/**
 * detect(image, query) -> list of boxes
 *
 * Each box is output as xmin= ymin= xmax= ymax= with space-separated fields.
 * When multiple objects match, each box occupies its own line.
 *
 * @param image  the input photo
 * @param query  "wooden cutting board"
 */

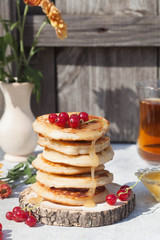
xmin=19 ymin=183 xmax=135 ymax=228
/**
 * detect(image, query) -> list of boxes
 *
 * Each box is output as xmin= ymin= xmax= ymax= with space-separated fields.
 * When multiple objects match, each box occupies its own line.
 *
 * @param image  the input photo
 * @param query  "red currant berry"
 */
xmin=55 ymin=116 xmax=66 ymax=127
xmin=106 ymin=194 xmax=117 ymax=205
xmin=78 ymin=112 xmax=89 ymax=122
xmin=25 ymin=211 xmax=30 ymax=218
xmin=0 ymin=223 xmax=2 ymax=231
xmin=70 ymin=114 xmax=78 ymax=118
xmin=48 ymin=113 xmax=57 ymax=124
xmin=68 ymin=115 xmax=80 ymax=128
xmin=12 ymin=206 xmax=21 ymax=213
xmin=120 ymin=185 xmax=131 ymax=196
xmin=59 ymin=112 xmax=69 ymax=122
xmin=25 ymin=215 xmax=37 ymax=227
xmin=117 ymin=189 xmax=129 ymax=201
xmin=12 ymin=212 xmax=23 ymax=222
xmin=6 ymin=211 xmax=13 ymax=220
xmin=0 ymin=232 xmax=3 ymax=240
xmin=16 ymin=209 xmax=27 ymax=221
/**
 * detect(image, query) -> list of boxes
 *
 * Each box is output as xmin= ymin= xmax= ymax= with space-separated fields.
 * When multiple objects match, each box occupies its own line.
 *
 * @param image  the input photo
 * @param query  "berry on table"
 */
xmin=6 ymin=211 xmax=13 ymax=220
xmin=25 ymin=211 xmax=30 ymax=218
xmin=48 ymin=113 xmax=57 ymax=123
xmin=6 ymin=205 xmax=38 ymax=227
xmin=0 ymin=223 xmax=2 ymax=231
xmin=12 ymin=212 xmax=23 ymax=222
xmin=15 ymin=209 xmax=27 ymax=221
xmin=0 ymin=231 xmax=3 ymax=240
xmin=106 ymin=194 xmax=117 ymax=205
xmin=78 ymin=112 xmax=89 ymax=122
xmin=25 ymin=215 xmax=37 ymax=227
xmin=12 ymin=206 xmax=21 ymax=213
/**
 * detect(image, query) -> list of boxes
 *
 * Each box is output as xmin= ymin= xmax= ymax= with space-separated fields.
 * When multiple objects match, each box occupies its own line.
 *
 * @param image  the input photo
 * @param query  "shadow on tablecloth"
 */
xmin=120 ymin=181 xmax=160 ymax=224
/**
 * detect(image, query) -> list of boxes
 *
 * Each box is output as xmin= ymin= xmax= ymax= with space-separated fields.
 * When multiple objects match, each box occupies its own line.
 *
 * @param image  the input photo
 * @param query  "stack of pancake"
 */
xmin=31 ymin=113 xmax=114 ymax=207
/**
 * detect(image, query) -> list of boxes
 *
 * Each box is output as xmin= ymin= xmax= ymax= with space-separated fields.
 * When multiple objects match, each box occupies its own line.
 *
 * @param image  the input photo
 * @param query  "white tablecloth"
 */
xmin=0 ymin=144 xmax=160 ymax=240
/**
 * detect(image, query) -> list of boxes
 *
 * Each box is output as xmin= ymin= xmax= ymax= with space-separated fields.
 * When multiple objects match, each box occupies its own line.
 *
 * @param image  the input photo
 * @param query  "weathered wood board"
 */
xmin=56 ymin=0 xmax=157 ymax=15
xmin=30 ymin=48 xmax=57 ymax=117
xmin=24 ymin=15 xmax=160 ymax=47
xmin=0 ymin=0 xmax=159 ymax=142
xmin=19 ymin=183 xmax=135 ymax=227
xmin=56 ymin=0 xmax=158 ymax=142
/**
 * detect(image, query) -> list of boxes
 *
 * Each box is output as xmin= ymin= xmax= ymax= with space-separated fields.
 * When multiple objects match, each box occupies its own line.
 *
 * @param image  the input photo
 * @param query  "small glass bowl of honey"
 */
xmin=135 ymin=166 xmax=160 ymax=202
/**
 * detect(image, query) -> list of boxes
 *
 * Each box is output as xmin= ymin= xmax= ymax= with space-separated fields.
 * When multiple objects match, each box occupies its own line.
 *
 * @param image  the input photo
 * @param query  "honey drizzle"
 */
xmin=84 ymin=140 xmax=99 ymax=208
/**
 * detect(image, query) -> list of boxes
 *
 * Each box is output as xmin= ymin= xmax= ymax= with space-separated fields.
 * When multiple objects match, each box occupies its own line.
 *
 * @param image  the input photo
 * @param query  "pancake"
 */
xmin=36 ymin=170 xmax=113 ymax=188
xmin=33 ymin=112 xmax=110 ymax=141
xmin=43 ymin=145 xmax=114 ymax=167
xmin=32 ymin=154 xmax=105 ymax=175
xmin=38 ymin=135 xmax=110 ymax=155
xmin=31 ymin=182 xmax=108 ymax=206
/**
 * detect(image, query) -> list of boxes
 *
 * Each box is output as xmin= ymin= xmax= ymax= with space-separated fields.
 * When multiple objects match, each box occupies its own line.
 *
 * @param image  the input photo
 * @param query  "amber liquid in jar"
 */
xmin=137 ymin=98 xmax=160 ymax=162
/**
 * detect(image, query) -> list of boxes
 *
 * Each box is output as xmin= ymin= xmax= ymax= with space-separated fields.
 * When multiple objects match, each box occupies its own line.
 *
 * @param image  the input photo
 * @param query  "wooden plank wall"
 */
xmin=55 ymin=0 xmax=158 ymax=142
xmin=0 ymin=0 xmax=159 ymax=142
xmin=0 ymin=0 xmax=16 ymax=117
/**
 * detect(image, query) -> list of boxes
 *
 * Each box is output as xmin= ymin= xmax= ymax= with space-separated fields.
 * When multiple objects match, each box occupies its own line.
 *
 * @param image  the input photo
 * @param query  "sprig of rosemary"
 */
xmin=0 ymin=156 xmax=36 ymax=189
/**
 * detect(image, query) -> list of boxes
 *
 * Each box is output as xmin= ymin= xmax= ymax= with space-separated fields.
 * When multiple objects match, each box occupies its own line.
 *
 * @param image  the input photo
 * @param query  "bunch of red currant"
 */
xmin=48 ymin=112 xmax=89 ymax=128
xmin=6 ymin=206 xmax=37 ymax=227
xmin=106 ymin=185 xmax=132 ymax=205
xmin=0 ymin=223 xmax=2 ymax=240
xmin=0 ymin=184 xmax=12 ymax=199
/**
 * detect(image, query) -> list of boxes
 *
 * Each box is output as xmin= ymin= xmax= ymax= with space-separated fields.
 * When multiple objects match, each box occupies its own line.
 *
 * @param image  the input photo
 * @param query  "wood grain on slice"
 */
xmin=19 ymin=183 xmax=135 ymax=227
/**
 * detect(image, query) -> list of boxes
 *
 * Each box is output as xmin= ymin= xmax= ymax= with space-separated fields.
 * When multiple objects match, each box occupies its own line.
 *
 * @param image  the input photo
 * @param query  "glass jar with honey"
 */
xmin=136 ymin=79 xmax=160 ymax=164
xmin=135 ymin=166 xmax=160 ymax=202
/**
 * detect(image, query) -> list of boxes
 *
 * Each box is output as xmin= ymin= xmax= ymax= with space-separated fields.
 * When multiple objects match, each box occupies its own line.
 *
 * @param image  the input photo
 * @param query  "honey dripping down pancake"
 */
xmin=35 ymin=170 xmax=113 ymax=189
xmin=38 ymin=135 xmax=110 ymax=155
xmin=32 ymin=154 xmax=105 ymax=175
xmin=43 ymin=146 xmax=114 ymax=167
xmin=85 ymin=140 xmax=100 ymax=207
xmin=31 ymin=182 xmax=109 ymax=206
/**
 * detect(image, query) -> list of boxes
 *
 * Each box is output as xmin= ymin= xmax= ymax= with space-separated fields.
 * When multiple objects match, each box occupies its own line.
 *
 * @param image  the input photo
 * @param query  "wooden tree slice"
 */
xmin=19 ymin=183 xmax=135 ymax=227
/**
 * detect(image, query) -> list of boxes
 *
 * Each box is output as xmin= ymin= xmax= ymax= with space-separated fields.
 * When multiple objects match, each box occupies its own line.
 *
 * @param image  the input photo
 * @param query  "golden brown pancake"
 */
xmin=43 ymin=145 xmax=114 ymax=167
xmin=31 ymin=182 xmax=109 ymax=206
xmin=33 ymin=112 xmax=110 ymax=141
xmin=32 ymin=154 xmax=105 ymax=175
xmin=36 ymin=170 xmax=113 ymax=188
xmin=38 ymin=135 xmax=110 ymax=155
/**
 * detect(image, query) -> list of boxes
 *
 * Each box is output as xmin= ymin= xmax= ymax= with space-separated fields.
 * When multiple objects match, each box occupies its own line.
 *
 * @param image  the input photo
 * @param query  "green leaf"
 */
xmin=0 ymin=69 xmax=13 ymax=82
xmin=4 ymin=33 xmax=18 ymax=52
xmin=25 ymin=174 xmax=36 ymax=184
xmin=0 ymin=16 xmax=9 ymax=32
xmin=23 ymin=164 xmax=32 ymax=178
xmin=6 ymin=54 xmax=16 ymax=63
xmin=29 ymin=47 xmax=45 ymax=59
xmin=27 ymin=155 xmax=36 ymax=164
xmin=22 ymin=66 xmax=42 ymax=102
xmin=12 ymin=162 xmax=24 ymax=171
xmin=10 ymin=21 xmax=19 ymax=31
xmin=0 ymin=37 xmax=7 ymax=62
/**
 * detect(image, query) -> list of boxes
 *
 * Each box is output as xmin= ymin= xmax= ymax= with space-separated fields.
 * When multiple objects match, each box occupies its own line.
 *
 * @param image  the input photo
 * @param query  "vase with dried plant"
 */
xmin=0 ymin=0 xmax=67 ymax=162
